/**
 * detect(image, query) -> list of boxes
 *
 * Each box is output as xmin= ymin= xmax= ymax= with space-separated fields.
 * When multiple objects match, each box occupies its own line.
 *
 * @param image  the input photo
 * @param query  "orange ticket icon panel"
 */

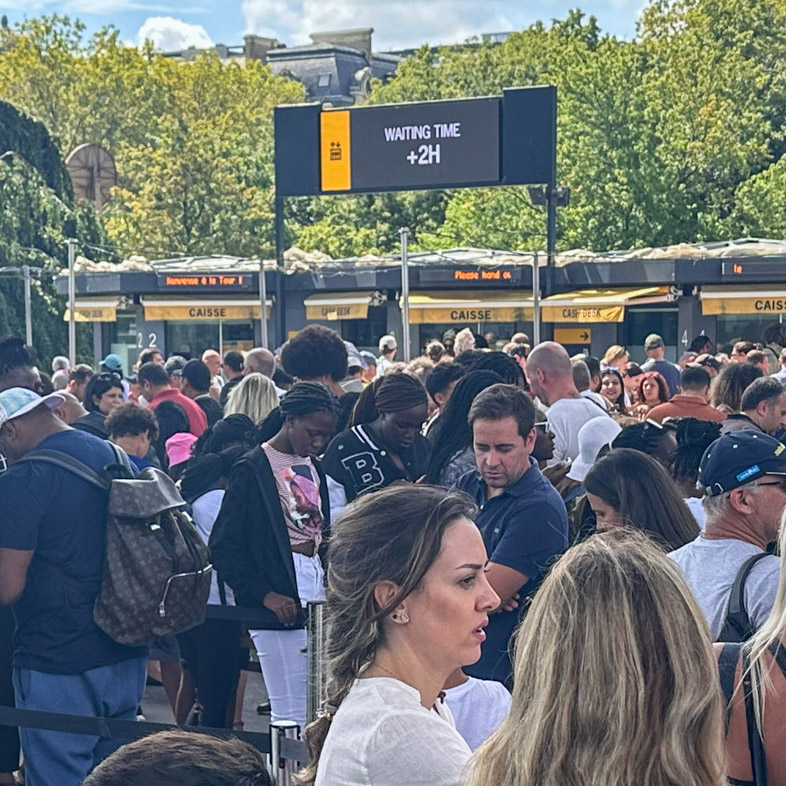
xmin=320 ymin=110 xmax=351 ymax=192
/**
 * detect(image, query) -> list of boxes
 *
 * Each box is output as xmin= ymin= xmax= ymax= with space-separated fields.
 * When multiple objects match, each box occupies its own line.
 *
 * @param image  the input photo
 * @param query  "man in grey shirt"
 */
xmin=669 ymin=431 xmax=786 ymax=640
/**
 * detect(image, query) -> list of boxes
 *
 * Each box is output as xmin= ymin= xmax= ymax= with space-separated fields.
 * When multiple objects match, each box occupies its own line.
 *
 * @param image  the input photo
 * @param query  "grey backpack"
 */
xmin=21 ymin=446 xmax=212 ymax=646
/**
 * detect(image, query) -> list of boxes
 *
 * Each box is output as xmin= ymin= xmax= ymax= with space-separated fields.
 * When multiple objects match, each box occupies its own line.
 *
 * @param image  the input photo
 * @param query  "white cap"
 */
xmin=378 ymin=335 xmax=397 ymax=352
xmin=567 ymin=416 xmax=622 ymax=482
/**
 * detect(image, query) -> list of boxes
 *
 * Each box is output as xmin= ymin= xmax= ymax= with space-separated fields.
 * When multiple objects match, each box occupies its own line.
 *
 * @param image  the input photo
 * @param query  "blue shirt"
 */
xmin=455 ymin=460 xmax=568 ymax=684
xmin=0 ymin=429 xmax=147 ymax=673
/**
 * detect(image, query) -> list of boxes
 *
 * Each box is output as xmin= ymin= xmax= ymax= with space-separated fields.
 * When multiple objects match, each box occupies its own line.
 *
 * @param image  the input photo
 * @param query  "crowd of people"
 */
xmin=2 ymin=320 xmax=786 ymax=785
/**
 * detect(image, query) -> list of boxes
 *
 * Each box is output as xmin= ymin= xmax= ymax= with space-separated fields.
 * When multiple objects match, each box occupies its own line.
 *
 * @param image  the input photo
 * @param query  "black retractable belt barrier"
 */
xmin=0 ymin=706 xmax=307 ymax=761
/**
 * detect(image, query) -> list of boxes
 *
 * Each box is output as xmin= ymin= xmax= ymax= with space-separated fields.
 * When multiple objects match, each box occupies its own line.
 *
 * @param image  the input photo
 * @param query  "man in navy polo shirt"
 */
xmin=0 ymin=387 xmax=147 ymax=786
xmin=455 ymin=384 xmax=568 ymax=685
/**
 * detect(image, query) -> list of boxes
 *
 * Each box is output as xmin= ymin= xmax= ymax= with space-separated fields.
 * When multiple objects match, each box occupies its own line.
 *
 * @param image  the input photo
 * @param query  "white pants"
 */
xmin=249 ymin=552 xmax=325 ymax=728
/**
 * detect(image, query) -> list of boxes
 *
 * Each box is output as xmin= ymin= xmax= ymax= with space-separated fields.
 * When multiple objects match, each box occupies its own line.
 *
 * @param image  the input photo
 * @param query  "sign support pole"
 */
xmin=67 ymin=239 xmax=76 ymax=366
xmin=259 ymin=259 xmax=269 ymax=350
xmin=22 ymin=265 xmax=33 ymax=347
xmin=399 ymin=227 xmax=411 ymax=363
xmin=532 ymin=251 xmax=541 ymax=347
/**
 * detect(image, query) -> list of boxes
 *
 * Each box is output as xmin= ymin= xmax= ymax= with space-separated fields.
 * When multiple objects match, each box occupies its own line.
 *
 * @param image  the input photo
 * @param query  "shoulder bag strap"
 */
xmin=719 ymin=553 xmax=770 ymax=642
xmin=17 ymin=449 xmax=108 ymax=490
xmin=741 ymin=648 xmax=769 ymax=786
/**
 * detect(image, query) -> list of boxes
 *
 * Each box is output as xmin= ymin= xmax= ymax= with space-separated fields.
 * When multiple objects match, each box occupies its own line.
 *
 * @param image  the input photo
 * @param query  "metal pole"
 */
xmin=307 ymin=601 xmax=326 ymax=725
xmin=546 ymin=187 xmax=556 ymax=296
xmin=274 ymin=196 xmax=285 ymax=347
xmin=259 ymin=259 xmax=269 ymax=349
xmin=270 ymin=720 xmax=300 ymax=786
xmin=22 ymin=265 xmax=32 ymax=347
xmin=67 ymin=239 xmax=76 ymax=366
xmin=532 ymin=251 xmax=541 ymax=346
xmin=399 ymin=227 xmax=411 ymax=362
xmin=218 ymin=320 xmax=224 ymax=356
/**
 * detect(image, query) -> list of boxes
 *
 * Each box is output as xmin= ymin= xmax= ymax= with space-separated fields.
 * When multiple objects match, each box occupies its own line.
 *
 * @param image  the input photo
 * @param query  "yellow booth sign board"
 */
xmin=543 ymin=305 xmax=624 ymax=323
xmin=406 ymin=290 xmax=533 ymax=324
xmin=542 ymin=287 xmax=672 ymax=324
xmin=143 ymin=299 xmax=270 ymax=321
xmin=700 ymin=287 xmax=786 ymax=315
xmin=63 ymin=300 xmax=118 ymax=322
xmin=304 ymin=292 xmax=372 ymax=321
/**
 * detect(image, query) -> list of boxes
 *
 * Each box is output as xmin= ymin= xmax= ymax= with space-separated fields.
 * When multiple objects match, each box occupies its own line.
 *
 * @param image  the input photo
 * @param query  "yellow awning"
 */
xmin=700 ymin=286 xmax=786 ymax=315
xmin=63 ymin=299 xmax=119 ymax=322
xmin=305 ymin=292 xmax=374 ymax=321
xmin=405 ymin=290 xmax=533 ymax=324
xmin=541 ymin=287 xmax=673 ymax=323
xmin=142 ymin=297 xmax=271 ymax=321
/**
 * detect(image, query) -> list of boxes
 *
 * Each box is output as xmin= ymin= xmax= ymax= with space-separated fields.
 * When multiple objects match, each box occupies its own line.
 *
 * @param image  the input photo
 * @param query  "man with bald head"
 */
xmin=244 ymin=347 xmax=285 ymax=396
xmin=201 ymin=349 xmax=223 ymax=402
xmin=526 ymin=341 xmax=610 ymax=465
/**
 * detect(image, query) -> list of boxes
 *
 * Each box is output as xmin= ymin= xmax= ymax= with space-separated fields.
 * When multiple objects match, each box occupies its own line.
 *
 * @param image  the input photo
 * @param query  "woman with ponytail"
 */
xmin=209 ymin=382 xmax=339 ymax=728
xmin=322 ymin=372 xmax=431 ymax=518
xmin=296 ymin=484 xmax=498 ymax=785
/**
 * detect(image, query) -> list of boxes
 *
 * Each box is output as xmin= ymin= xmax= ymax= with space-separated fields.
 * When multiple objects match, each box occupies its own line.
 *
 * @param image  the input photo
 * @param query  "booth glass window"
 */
xmin=339 ymin=307 xmax=388 ymax=353
xmin=715 ymin=314 xmax=783 ymax=352
xmin=166 ymin=321 xmax=255 ymax=359
xmin=110 ymin=311 xmax=139 ymax=375
xmin=624 ymin=306 xmax=679 ymax=363
xmin=417 ymin=322 xmax=531 ymax=353
xmin=222 ymin=321 xmax=255 ymax=353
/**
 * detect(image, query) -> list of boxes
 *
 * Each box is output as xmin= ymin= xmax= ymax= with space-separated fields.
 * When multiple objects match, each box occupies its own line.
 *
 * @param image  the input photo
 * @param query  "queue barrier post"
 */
xmin=270 ymin=720 xmax=300 ymax=786
xmin=306 ymin=601 xmax=327 ymax=725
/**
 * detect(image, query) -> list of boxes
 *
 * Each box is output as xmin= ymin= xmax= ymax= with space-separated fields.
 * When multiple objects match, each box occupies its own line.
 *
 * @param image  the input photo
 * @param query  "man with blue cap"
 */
xmin=670 ymin=431 xmax=786 ymax=641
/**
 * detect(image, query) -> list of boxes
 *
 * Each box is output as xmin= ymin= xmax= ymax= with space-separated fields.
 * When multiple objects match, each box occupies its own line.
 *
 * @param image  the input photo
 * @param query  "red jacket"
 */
xmin=148 ymin=388 xmax=208 ymax=436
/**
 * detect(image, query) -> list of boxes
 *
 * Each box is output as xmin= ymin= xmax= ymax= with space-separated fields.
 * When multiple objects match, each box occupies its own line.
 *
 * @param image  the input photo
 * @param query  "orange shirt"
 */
xmin=647 ymin=394 xmax=725 ymax=424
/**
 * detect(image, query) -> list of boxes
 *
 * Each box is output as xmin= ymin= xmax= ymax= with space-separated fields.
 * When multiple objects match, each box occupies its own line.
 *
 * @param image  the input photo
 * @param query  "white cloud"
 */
xmin=136 ymin=15 xmax=214 ymax=50
xmin=241 ymin=0 xmax=638 ymax=49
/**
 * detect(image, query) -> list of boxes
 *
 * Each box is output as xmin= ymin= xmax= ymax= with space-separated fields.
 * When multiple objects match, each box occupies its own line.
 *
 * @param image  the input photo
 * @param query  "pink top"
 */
xmin=262 ymin=443 xmax=325 ymax=548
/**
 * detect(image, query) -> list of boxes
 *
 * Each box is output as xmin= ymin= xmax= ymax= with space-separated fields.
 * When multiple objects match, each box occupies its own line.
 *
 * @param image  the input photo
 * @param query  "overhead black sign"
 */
xmin=274 ymin=86 xmax=556 ymax=197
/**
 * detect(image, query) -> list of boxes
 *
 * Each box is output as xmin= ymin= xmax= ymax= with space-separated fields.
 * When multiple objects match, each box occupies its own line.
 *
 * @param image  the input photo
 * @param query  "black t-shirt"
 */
xmin=195 ymin=394 xmax=223 ymax=427
xmin=0 ymin=429 xmax=147 ymax=673
xmin=321 ymin=422 xmax=431 ymax=502
xmin=219 ymin=377 xmax=242 ymax=408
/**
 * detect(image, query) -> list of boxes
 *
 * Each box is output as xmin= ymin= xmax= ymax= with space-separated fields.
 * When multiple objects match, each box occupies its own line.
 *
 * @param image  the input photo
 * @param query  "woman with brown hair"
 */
xmin=633 ymin=370 xmax=669 ymax=420
xmin=467 ymin=530 xmax=726 ymax=786
xmin=296 ymin=484 xmax=498 ymax=786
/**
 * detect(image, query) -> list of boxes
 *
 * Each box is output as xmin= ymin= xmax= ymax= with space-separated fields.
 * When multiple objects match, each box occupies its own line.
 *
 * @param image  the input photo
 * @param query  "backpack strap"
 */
xmin=18 ymin=449 xmax=109 ymax=490
xmin=718 ymin=553 xmax=770 ymax=642
xmin=718 ymin=642 xmax=742 ymax=733
xmin=741 ymin=648 xmax=768 ymax=786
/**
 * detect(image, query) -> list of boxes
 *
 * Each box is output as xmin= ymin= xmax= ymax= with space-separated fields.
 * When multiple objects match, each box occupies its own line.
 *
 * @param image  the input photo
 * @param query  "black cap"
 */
xmin=699 ymin=431 xmax=786 ymax=496
xmin=182 ymin=359 xmax=211 ymax=392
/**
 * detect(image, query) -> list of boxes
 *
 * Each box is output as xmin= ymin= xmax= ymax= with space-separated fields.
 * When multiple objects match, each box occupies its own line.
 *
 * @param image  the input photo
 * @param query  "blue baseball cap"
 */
xmin=699 ymin=431 xmax=786 ymax=496
xmin=101 ymin=353 xmax=123 ymax=372
xmin=0 ymin=388 xmax=64 ymax=427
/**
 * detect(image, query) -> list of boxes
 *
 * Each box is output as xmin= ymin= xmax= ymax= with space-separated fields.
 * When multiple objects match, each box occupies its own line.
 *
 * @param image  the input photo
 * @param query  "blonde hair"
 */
xmin=744 ymin=504 xmax=786 ymax=733
xmin=467 ymin=531 xmax=725 ymax=786
xmin=223 ymin=372 xmax=279 ymax=424
xmin=603 ymin=344 xmax=627 ymax=367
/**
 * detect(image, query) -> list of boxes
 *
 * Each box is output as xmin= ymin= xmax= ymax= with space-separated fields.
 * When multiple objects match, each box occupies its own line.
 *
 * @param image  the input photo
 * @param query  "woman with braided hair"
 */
xmin=209 ymin=382 xmax=339 ymax=728
xmin=321 ymin=372 xmax=431 ymax=519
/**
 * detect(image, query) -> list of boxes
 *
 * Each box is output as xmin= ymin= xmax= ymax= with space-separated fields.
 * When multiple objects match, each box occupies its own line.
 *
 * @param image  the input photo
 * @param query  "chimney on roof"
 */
xmin=310 ymin=28 xmax=373 ymax=60
xmin=243 ymin=34 xmax=281 ymax=62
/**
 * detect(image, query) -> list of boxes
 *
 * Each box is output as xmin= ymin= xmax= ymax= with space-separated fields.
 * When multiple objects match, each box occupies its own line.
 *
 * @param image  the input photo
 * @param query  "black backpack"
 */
xmin=717 ymin=553 xmax=770 ymax=643
xmin=20 ymin=446 xmax=212 ymax=646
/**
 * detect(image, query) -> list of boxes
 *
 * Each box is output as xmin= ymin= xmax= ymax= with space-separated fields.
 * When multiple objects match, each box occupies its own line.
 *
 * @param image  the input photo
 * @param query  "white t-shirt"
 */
xmin=191 ymin=489 xmax=235 ymax=607
xmin=669 ymin=535 xmax=780 ymax=640
xmin=580 ymin=389 xmax=610 ymax=411
xmin=443 ymin=677 xmax=511 ymax=751
xmin=315 ymin=678 xmax=471 ymax=786
xmin=684 ymin=497 xmax=706 ymax=530
xmin=546 ymin=396 xmax=610 ymax=465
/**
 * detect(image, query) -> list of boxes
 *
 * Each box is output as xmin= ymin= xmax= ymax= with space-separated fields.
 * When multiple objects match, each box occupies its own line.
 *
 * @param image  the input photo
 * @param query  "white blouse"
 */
xmin=315 ymin=677 xmax=472 ymax=786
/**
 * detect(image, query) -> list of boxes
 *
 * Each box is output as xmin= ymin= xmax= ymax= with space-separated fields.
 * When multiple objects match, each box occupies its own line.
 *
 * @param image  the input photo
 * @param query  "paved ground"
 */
xmin=140 ymin=664 xmax=271 ymax=734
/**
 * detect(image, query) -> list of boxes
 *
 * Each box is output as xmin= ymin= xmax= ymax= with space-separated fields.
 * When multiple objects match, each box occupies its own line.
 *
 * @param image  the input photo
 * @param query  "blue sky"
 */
xmin=0 ymin=1 xmax=643 ymax=52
